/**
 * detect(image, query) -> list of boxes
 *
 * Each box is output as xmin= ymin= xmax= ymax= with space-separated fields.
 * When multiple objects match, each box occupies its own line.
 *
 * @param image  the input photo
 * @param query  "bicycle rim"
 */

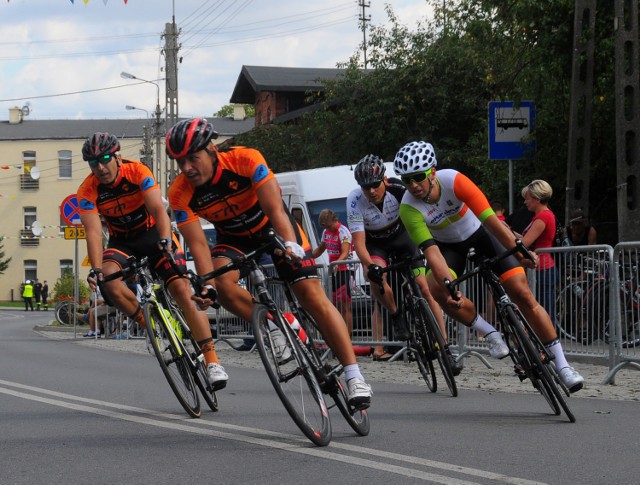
xmin=55 ymin=301 xmax=73 ymax=325
xmin=408 ymin=306 xmax=437 ymax=392
xmin=506 ymin=307 xmax=575 ymax=423
xmin=145 ymin=303 xmax=201 ymax=418
xmin=252 ymin=304 xmax=331 ymax=447
xmin=419 ymin=300 xmax=457 ymax=397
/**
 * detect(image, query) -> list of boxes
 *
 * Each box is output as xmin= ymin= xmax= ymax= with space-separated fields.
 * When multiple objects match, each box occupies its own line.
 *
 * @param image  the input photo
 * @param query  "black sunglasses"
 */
xmin=88 ymin=154 xmax=114 ymax=168
xmin=400 ymin=169 xmax=432 ymax=186
xmin=360 ymin=181 xmax=382 ymax=190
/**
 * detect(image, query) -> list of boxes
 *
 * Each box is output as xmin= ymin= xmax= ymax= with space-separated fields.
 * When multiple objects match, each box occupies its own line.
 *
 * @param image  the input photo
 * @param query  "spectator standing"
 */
xmin=22 ymin=280 xmax=34 ymax=311
xmin=520 ymin=180 xmax=558 ymax=326
xmin=491 ymin=201 xmax=506 ymax=222
xmin=33 ymin=279 xmax=43 ymax=310
xmin=312 ymin=209 xmax=355 ymax=336
xmin=566 ymin=209 xmax=597 ymax=246
xmin=41 ymin=281 xmax=49 ymax=311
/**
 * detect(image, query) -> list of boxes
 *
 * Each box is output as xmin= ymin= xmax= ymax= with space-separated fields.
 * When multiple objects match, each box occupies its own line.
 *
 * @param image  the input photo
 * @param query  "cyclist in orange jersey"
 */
xmin=166 ymin=118 xmax=372 ymax=408
xmin=77 ymin=132 xmax=228 ymax=390
xmin=395 ymin=141 xmax=584 ymax=393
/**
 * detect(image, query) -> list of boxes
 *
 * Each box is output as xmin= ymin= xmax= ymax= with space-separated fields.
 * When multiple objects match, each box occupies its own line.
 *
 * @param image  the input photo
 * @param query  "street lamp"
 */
xmin=126 ymin=105 xmax=151 ymax=166
xmin=120 ymin=71 xmax=164 ymax=193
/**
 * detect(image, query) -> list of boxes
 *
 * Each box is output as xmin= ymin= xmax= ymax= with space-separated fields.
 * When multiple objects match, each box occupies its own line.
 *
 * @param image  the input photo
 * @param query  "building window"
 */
xmin=60 ymin=259 xmax=73 ymax=277
xmin=21 ymin=207 xmax=39 ymax=247
xmin=24 ymin=260 xmax=37 ymax=283
xmin=20 ymin=151 xmax=39 ymax=191
xmin=58 ymin=150 xmax=72 ymax=178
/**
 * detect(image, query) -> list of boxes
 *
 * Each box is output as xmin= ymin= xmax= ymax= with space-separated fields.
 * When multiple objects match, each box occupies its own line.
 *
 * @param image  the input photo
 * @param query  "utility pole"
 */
xmin=358 ymin=0 xmax=371 ymax=68
xmin=163 ymin=10 xmax=180 ymax=191
xmin=141 ymin=125 xmax=151 ymax=167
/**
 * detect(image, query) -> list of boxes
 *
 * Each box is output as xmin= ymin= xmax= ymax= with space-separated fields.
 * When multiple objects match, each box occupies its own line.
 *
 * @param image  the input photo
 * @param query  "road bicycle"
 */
xmin=190 ymin=230 xmax=369 ymax=446
xmin=445 ymin=240 xmax=576 ymax=423
xmin=555 ymin=256 xmax=640 ymax=347
xmin=372 ymin=255 xmax=458 ymax=397
xmin=102 ymin=255 xmax=219 ymax=418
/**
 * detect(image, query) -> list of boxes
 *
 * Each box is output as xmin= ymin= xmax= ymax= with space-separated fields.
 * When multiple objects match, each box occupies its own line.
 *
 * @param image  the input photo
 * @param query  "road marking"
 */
xmin=0 ymin=379 xmax=546 ymax=484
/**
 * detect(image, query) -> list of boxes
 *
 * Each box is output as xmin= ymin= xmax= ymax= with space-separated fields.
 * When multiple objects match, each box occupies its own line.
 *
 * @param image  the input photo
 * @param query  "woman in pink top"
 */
xmin=520 ymin=180 xmax=557 ymax=323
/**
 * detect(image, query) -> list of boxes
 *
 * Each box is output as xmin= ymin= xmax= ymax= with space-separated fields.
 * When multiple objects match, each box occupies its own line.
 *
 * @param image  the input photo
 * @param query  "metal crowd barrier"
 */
xmin=211 ymin=246 xmax=640 ymax=385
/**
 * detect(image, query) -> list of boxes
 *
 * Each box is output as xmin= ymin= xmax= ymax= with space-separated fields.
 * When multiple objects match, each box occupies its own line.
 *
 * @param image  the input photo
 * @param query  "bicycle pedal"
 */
xmin=514 ymin=365 xmax=528 ymax=381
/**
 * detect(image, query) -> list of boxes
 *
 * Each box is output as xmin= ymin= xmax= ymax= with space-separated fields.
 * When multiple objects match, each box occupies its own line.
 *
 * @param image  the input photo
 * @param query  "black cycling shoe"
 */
xmin=391 ymin=311 xmax=410 ymax=341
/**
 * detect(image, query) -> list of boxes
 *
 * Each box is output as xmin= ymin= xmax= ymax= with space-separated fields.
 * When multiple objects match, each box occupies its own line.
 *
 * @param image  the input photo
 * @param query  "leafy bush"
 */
xmin=52 ymin=269 xmax=90 ymax=304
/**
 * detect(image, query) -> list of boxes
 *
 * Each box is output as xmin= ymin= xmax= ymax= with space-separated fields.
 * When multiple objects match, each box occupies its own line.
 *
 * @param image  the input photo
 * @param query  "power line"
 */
xmin=0 ymin=81 xmax=156 ymax=103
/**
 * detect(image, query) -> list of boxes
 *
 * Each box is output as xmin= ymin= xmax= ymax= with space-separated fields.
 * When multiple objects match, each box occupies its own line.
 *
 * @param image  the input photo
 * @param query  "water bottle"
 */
xmin=284 ymin=313 xmax=308 ymax=344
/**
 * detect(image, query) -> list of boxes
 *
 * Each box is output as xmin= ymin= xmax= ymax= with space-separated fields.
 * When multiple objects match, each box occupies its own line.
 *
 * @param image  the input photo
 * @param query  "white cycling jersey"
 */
xmin=346 ymin=182 xmax=405 ymax=240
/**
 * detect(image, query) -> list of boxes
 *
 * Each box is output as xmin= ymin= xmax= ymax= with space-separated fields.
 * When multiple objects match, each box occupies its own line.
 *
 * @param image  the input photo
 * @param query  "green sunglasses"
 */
xmin=400 ymin=169 xmax=432 ymax=185
xmin=88 ymin=154 xmax=115 ymax=168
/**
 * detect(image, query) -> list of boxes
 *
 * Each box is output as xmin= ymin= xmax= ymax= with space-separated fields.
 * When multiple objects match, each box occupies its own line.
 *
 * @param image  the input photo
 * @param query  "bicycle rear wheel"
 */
xmin=252 ymin=304 xmax=331 ymax=446
xmin=145 ymin=303 xmax=201 ymax=418
xmin=407 ymin=305 xmax=437 ymax=392
xmin=418 ymin=300 xmax=457 ymax=397
xmin=506 ymin=306 xmax=575 ymax=423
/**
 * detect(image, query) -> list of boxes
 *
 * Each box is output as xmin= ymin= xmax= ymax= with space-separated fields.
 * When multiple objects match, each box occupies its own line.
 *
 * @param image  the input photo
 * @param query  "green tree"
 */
xmin=214 ymin=104 xmax=255 ymax=118
xmin=236 ymin=1 xmax=619 ymax=242
xmin=0 ymin=236 xmax=11 ymax=275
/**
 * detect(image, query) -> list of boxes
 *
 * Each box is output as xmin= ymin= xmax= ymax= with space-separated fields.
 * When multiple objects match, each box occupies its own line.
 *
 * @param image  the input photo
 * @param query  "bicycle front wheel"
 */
xmin=506 ymin=306 xmax=575 ymax=423
xmin=175 ymin=310 xmax=219 ymax=412
xmin=418 ymin=300 xmax=457 ymax=397
xmin=145 ymin=303 xmax=201 ymax=418
xmin=252 ymin=304 xmax=331 ymax=447
xmin=407 ymin=305 xmax=437 ymax=392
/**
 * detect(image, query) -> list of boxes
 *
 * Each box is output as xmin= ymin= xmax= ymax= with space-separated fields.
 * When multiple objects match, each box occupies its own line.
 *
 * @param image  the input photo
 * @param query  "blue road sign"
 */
xmin=488 ymin=101 xmax=535 ymax=160
xmin=60 ymin=194 xmax=81 ymax=226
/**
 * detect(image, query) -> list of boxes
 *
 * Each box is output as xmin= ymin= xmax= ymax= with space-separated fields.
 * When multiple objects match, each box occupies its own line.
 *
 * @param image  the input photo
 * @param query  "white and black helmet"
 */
xmin=393 ymin=141 xmax=437 ymax=174
xmin=354 ymin=154 xmax=386 ymax=186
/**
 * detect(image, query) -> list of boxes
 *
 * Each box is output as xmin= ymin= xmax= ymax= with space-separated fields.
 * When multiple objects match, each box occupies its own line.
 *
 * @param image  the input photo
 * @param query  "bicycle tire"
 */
xmin=506 ymin=306 xmax=575 ymax=423
xmin=145 ymin=302 xmax=201 ymax=418
xmin=252 ymin=304 xmax=331 ymax=447
xmin=418 ymin=300 xmax=458 ymax=397
xmin=173 ymin=308 xmax=219 ymax=412
xmin=55 ymin=300 xmax=73 ymax=325
xmin=407 ymin=304 xmax=437 ymax=392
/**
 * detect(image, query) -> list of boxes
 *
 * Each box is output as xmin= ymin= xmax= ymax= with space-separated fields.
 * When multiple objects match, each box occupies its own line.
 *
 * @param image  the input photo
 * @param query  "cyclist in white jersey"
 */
xmin=346 ymin=155 xmax=460 ymax=371
xmin=394 ymin=141 xmax=584 ymax=393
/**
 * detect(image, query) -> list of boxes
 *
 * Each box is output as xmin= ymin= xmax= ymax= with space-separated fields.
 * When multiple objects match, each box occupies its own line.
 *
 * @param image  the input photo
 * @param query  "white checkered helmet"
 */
xmin=393 ymin=141 xmax=438 ymax=175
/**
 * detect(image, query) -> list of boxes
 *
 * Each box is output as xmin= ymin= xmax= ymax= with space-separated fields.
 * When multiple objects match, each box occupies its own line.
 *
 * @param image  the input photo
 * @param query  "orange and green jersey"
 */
xmin=77 ymin=160 xmax=159 ymax=239
xmin=169 ymin=147 xmax=276 ymax=237
xmin=400 ymin=169 xmax=495 ymax=247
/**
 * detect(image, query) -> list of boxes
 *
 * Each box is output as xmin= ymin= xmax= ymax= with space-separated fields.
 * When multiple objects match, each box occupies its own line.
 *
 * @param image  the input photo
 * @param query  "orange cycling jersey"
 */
xmin=77 ymin=160 xmax=159 ymax=239
xmin=169 ymin=146 xmax=275 ymax=236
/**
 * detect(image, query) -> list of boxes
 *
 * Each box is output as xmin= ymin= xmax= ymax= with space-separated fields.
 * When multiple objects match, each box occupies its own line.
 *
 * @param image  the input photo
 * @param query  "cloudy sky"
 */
xmin=0 ymin=0 xmax=433 ymax=121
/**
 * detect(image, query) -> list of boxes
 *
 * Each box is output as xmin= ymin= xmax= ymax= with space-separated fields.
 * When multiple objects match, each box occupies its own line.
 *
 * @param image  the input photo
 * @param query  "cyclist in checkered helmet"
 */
xmin=77 ymin=132 xmax=228 ymax=390
xmin=396 ymin=141 xmax=584 ymax=392
xmin=347 ymin=154 xmax=458 ymax=367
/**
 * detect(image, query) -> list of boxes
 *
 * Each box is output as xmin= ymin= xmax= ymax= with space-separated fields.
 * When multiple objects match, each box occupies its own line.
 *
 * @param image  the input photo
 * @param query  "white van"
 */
xmin=275 ymin=162 xmax=396 ymax=264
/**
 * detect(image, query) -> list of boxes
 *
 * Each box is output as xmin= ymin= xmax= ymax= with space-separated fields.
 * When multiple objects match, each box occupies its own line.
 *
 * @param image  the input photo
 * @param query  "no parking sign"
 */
xmin=60 ymin=194 xmax=82 ymax=226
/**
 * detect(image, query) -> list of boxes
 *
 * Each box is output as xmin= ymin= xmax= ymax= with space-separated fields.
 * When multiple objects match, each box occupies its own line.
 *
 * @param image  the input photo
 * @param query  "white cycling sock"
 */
xmin=344 ymin=364 xmax=364 ymax=383
xmin=470 ymin=314 xmax=498 ymax=337
xmin=545 ymin=339 xmax=570 ymax=370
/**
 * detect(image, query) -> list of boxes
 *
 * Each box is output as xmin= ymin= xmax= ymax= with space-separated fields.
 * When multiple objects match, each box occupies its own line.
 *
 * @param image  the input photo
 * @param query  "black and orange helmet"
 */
xmin=165 ymin=117 xmax=219 ymax=159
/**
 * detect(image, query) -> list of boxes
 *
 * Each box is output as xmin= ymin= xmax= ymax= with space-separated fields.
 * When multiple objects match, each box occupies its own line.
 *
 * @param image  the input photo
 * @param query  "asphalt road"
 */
xmin=1 ymin=309 xmax=638 ymax=485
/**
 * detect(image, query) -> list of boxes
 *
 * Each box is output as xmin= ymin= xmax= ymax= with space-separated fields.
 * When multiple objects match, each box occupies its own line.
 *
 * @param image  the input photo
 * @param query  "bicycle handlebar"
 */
xmin=369 ymin=253 xmax=426 ymax=296
xmin=101 ymin=256 xmax=150 ymax=283
xmin=444 ymin=239 xmax=533 ymax=300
